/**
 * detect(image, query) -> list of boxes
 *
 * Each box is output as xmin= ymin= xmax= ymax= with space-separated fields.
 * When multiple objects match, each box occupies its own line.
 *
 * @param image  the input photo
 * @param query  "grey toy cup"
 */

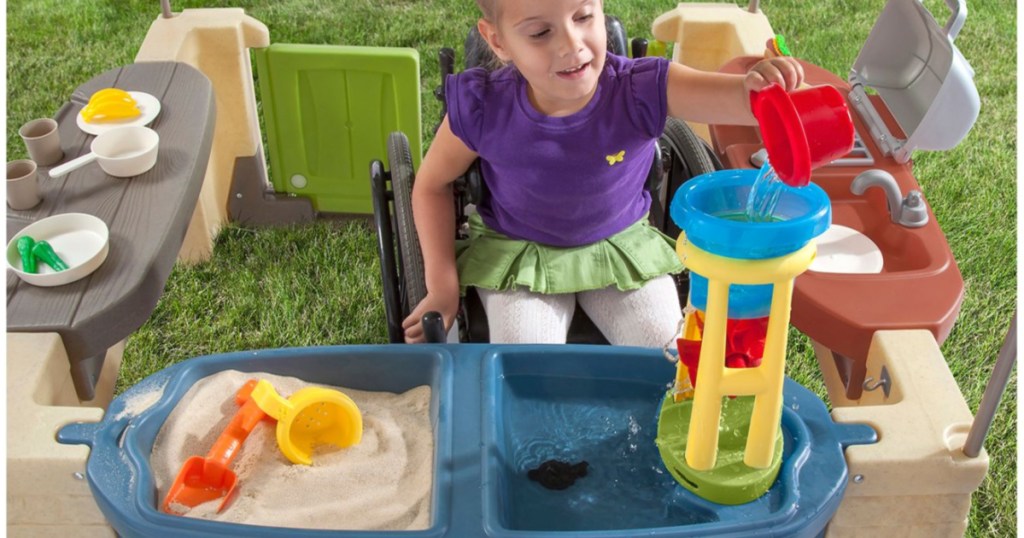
xmin=7 ymin=160 xmax=42 ymax=210
xmin=19 ymin=118 xmax=63 ymax=166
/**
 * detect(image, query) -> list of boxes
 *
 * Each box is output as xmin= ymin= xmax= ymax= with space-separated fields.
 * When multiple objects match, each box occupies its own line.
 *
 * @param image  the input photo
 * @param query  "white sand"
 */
xmin=114 ymin=384 xmax=165 ymax=420
xmin=150 ymin=370 xmax=434 ymax=530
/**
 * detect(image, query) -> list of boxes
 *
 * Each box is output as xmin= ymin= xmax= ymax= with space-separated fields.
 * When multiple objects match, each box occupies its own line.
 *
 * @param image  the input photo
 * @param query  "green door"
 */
xmin=255 ymin=44 xmax=422 ymax=213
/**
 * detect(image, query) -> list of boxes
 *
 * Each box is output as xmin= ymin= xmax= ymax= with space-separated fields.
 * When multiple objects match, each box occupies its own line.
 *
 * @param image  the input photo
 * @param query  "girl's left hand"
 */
xmin=744 ymin=56 xmax=805 ymax=93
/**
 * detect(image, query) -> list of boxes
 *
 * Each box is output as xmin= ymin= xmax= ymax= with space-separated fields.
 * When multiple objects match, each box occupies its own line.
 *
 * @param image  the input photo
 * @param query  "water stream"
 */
xmin=745 ymin=160 xmax=785 ymax=222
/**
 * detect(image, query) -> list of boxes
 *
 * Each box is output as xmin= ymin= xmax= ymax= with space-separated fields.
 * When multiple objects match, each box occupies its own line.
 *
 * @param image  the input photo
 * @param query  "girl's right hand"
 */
xmin=401 ymin=290 xmax=460 ymax=343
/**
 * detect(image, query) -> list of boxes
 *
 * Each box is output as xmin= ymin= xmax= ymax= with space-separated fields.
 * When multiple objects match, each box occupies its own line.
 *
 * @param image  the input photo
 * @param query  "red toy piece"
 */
xmin=676 ymin=313 xmax=770 ymax=391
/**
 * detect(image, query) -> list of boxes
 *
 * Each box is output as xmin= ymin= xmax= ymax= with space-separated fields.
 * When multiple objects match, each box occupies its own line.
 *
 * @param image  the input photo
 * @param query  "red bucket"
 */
xmin=750 ymin=84 xmax=854 ymax=186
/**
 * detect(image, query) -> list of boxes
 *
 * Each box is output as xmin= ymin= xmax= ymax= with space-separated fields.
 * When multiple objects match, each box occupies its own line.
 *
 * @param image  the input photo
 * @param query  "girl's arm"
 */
xmin=665 ymin=57 xmax=805 ymax=125
xmin=401 ymin=115 xmax=479 ymax=343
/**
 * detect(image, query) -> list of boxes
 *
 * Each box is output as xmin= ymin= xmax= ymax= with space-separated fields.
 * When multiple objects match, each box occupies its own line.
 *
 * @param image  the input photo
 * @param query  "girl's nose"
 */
xmin=558 ymin=27 xmax=584 ymax=57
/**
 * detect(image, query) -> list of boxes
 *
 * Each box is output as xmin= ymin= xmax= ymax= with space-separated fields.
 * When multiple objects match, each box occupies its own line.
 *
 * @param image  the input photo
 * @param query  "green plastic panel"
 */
xmin=254 ymin=44 xmax=421 ymax=214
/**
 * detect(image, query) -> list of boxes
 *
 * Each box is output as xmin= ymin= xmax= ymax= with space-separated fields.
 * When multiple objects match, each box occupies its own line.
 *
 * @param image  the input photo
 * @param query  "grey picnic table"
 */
xmin=6 ymin=61 xmax=215 ymax=400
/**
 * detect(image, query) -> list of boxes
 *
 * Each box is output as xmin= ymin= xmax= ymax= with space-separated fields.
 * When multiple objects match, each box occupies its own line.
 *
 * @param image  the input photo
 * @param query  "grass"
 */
xmin=6 ymin=0 xmax=1015 ymax=536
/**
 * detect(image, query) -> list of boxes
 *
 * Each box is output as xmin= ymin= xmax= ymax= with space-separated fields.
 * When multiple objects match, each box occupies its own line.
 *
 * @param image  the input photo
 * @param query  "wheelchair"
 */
xmin=371 ymin=18 xmax=722 ymax=344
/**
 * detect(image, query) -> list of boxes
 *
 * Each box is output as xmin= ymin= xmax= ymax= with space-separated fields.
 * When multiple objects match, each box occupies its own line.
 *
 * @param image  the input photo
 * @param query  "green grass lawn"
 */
xmin=7 ymin=1 xmax=1016 ymax=536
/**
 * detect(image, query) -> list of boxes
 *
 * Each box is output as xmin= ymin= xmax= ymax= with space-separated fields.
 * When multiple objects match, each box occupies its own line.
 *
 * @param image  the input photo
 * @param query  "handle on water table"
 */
xmin=58 ymin=417 xmax=129 ymax=448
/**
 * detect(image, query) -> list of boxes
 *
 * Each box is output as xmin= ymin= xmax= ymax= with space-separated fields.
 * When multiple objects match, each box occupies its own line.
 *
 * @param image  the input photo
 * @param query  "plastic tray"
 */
xmin=58 ymin=344 xmax=876 ymax=537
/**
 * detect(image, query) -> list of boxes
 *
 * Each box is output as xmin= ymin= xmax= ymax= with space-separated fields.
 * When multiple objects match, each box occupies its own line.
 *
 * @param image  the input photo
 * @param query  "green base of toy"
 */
xmin=655 ymin=392 xmax=783 ymax=505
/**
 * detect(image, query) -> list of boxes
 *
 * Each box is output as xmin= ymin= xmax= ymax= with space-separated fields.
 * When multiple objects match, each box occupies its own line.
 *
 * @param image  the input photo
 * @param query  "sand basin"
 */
xmin=150 ymin=370 xmax=434 ymax=531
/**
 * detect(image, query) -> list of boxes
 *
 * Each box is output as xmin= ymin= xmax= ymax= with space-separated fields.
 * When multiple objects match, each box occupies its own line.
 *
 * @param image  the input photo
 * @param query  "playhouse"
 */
xmin=5 ymin=1 xmax=1012 ymax=537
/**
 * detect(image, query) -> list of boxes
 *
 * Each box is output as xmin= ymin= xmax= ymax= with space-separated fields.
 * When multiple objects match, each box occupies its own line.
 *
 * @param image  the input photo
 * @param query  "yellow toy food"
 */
xmin=81 ymin=88 xmax=141 ymax=123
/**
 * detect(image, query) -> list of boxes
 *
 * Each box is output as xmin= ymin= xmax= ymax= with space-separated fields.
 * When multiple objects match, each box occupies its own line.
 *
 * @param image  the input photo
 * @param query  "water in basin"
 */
xmin=498 ymin=374 xmax=746 ymax=532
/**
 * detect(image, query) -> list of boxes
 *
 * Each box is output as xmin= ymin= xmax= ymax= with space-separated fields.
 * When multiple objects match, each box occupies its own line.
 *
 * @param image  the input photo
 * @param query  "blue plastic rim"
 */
xmin=669 ymin=169 xmax=831 ymax=260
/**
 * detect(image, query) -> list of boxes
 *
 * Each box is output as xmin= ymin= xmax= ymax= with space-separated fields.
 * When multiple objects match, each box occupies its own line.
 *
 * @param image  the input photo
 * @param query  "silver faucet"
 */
xmin=850 ymin=169 xmax=929 ymax=228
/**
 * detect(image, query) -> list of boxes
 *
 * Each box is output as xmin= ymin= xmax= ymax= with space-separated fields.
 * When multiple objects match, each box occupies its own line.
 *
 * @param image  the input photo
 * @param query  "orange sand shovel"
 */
xmin=162 ymin=379 xmax=268 ymax=515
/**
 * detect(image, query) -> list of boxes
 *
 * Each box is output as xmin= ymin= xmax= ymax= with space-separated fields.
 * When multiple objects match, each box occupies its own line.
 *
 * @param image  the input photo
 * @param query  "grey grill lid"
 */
xmin=847 ymin=0 xmax=979 ymax=163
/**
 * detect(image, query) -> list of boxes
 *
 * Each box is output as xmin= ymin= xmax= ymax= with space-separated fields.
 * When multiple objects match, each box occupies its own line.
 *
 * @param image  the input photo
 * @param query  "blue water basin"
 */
xmin=58 ymin=345 xmax=874 ymax=537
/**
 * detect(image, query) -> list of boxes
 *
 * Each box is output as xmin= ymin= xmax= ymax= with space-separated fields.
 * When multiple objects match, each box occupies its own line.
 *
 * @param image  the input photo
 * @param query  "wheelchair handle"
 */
xmin=422 ymin=311 xmax=447 ymax=343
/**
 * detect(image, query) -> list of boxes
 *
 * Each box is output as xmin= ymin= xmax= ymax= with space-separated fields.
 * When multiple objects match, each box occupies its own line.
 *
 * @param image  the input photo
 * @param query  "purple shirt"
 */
xmin=447 ymin=53 xmax=670 ymax=247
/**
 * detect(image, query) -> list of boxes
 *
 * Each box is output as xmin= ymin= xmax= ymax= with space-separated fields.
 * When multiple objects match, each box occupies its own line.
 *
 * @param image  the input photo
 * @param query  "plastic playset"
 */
xmin=6 ymin=1 xmax=1013 ymax=538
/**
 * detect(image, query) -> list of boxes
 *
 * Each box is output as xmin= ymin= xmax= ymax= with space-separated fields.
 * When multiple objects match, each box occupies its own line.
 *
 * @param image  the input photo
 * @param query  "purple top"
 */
xmin=446 ymin=53 xmax=670 ymax=247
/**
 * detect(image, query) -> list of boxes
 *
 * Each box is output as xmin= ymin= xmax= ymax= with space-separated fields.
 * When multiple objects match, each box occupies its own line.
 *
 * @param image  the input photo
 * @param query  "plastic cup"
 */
xmin=7 ymin=160 xmax=42 ymax=210
xmin=750 ymin=84 xmax=855 ymax=186
xmin=19 ymin=118 xmax=64 ymax=166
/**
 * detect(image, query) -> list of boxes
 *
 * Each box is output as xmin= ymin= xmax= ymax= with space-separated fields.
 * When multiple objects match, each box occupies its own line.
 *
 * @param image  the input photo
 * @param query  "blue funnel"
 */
xmin=670 ymin=169 xmax=831 ymax=318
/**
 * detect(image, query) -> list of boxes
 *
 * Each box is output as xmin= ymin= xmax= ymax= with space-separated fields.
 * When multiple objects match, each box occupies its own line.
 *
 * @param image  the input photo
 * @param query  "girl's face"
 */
xmin=479 ymin=0 xmax=607 ymax=116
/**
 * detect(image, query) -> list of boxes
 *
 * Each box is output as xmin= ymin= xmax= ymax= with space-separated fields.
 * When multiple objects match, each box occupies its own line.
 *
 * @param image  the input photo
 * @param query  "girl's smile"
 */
xmin=556 ymin=60 xmax=592 ymax=80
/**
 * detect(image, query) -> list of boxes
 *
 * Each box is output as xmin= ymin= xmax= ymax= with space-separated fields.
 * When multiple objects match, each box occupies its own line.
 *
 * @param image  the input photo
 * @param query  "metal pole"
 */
xmin=963 ymin=311 xmax=1017 ymax=458
xmin=160 ymin=0 xmax=172 ymax=18
xmin=747 ymin=0 xmax=761 ymax=13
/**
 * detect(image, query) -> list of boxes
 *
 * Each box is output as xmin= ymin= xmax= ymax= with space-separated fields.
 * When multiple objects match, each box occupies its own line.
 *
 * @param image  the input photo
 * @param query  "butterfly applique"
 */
xmin=605 ymin=150 xmax=625 ymax=165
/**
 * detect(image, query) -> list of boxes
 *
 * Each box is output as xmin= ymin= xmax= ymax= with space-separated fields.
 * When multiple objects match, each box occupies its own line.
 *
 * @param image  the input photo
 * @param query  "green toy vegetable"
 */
xmin=16 ymin=236 xmax=37 ymax=274
xmin=32 ymin=240 xmax=69 ymax=272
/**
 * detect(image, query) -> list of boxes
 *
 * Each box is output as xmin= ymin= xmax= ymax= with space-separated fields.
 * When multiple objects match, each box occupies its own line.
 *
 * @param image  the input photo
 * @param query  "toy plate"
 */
xmin=6 ymin=213 xmax=110 ymax=287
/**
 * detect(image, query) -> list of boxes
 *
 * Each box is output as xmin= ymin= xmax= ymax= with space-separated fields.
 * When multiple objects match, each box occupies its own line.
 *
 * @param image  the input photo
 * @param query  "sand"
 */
xmin=150 ymin=370 xmax=434 ymax=531
xmin=114 ymin=384 xmax=165 ymax=420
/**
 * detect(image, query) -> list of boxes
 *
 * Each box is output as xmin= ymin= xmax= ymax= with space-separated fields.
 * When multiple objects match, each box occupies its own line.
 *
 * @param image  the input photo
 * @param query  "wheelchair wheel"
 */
xmin=658 ymin=117 xmax=718 ymax=239
xmin=387 ymin=132 xmax=428 ymax=317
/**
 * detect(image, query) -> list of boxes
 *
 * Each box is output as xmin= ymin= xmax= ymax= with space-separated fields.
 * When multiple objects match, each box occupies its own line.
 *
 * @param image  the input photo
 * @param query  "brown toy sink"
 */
xmin=710 ymin=58 xmax=964 ymax=399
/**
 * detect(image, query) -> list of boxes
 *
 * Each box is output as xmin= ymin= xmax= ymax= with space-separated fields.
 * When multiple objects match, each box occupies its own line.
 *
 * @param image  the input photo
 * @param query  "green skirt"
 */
xmin=456 ymin=213 xmax=683 ymax=295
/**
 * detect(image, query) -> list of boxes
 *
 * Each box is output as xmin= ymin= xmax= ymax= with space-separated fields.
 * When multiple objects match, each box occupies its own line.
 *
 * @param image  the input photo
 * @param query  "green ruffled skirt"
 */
xmin=456 ymin=213 xmax=683 ymax=295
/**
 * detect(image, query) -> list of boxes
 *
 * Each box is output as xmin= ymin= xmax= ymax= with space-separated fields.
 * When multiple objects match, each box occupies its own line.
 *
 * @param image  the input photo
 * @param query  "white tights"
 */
xmin=475 ymin=274 xmax=682 ymax=348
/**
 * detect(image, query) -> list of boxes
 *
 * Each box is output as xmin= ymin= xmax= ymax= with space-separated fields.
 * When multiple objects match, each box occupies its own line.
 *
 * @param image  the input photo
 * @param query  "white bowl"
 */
xmin=6 ymin=213 xmax=110 ymax=287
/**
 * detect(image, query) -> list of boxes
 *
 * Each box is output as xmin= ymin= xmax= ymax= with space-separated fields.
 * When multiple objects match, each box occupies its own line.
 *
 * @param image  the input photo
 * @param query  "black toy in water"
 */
xmin=528 ymin=460 xmax=589 ymax=490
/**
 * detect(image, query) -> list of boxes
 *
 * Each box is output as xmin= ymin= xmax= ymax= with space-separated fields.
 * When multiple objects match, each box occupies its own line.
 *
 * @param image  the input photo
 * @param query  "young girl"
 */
xmin=402 ymin=0 xmax=804 ymax=345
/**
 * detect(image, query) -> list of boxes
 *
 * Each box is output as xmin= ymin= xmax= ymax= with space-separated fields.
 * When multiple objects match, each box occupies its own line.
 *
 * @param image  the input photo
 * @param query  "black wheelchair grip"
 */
xmin=422 ymin=311 xmax=447 ymax=343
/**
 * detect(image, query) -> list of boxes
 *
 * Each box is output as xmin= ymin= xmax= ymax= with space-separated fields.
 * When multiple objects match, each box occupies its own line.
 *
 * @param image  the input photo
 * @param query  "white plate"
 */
xmin=6 ymin=213 xmax=110 ymax=287
xmin=76 ymin=91 xmax=161 ymax=136
xmin=809 ymin=224 xmax=884 ymax=274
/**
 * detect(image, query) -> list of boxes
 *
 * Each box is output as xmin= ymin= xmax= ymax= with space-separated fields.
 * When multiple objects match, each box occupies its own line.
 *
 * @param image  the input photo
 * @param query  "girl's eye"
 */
xmin=530 ymin=29 xmax=550 ymax=39
xmin=576 ymin=14 xmax=593 ymax=22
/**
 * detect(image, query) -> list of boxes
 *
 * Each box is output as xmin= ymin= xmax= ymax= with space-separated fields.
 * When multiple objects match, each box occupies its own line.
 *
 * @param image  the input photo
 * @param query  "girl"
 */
xmin=402 ymin=0 xmax=804 ymax=344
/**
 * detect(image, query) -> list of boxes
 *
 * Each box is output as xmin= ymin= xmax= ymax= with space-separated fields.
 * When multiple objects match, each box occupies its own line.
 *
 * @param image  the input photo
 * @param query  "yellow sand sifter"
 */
xmin=249 ymin=379 xmax=363 ymax=465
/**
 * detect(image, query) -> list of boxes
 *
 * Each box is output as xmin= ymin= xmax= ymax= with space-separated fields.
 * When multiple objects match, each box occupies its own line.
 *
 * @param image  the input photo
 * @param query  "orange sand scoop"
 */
xmin=162 ymin=379 xmax=269 ymax=515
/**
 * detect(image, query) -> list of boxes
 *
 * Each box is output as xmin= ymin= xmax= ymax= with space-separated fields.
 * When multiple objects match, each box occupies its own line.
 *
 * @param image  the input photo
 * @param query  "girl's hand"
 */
xmin=744 ymin=56 xmax=805 ymax=93
xmin=402 ymin=290 xmax=460 ymax=343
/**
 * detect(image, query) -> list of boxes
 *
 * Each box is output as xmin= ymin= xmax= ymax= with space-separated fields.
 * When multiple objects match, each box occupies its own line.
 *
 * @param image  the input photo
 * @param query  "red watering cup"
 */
xmin=750 ymin=84 xmax=855 ymax=187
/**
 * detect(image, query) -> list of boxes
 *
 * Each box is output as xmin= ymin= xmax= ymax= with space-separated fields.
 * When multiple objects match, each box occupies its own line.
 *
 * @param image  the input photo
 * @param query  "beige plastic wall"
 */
xmin=651 ymin=3 xmax=775 ymax=143
xmin=6 ymin=333 xmax=123 ymax=538
xmin=135 ymin=8 xmax=270 ymax=264
xmin=815 ymin=331 xmax=989 ymax=537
